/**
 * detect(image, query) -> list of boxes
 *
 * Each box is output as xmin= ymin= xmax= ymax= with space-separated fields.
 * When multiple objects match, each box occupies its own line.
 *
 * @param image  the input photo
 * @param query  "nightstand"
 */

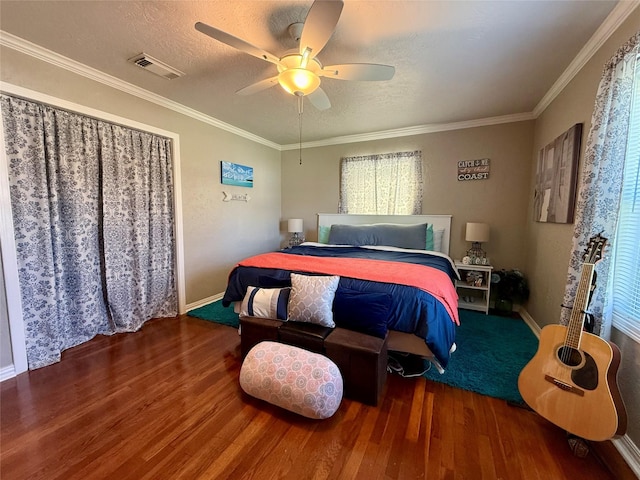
xmin=454 ymin=261 xmax=493 ymax=314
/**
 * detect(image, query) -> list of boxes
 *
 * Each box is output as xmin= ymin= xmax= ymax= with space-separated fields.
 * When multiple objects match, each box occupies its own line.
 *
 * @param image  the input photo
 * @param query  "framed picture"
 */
xmin=221 ymin=161 xmax=253 ymax=188
xmin=533 ymin=123 xmax=582 ymax=223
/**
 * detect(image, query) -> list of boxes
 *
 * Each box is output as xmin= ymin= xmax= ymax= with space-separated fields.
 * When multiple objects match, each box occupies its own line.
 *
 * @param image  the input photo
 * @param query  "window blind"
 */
xmin=611 ymin=58 xmax=640 ymax=342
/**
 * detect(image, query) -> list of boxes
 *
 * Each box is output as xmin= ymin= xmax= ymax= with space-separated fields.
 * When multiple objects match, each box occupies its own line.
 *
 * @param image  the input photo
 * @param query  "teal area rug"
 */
xmin=423 ymin=309 xmax=539 ymax=403
xmin=188 ymin=300 xmax=539 ymax=403
xmin=188 ymin=299 xmax=239 ymax=328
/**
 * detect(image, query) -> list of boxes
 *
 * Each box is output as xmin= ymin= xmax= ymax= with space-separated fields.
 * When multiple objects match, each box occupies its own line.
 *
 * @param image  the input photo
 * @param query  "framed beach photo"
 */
xmin=221 ymin=161 xmax=253 ymax=188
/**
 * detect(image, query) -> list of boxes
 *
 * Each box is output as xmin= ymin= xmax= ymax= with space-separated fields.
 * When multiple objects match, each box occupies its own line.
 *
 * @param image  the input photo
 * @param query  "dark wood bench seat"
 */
xmin=239 ymin=315 xmax=388 ymax=405
xmin=324 ymin=327 xmax=388 ymax=406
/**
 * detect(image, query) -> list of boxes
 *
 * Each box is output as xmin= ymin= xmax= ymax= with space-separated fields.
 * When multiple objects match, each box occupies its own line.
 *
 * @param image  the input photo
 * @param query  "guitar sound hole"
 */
xmin=557 ymin=346 xmax=583 ymax=367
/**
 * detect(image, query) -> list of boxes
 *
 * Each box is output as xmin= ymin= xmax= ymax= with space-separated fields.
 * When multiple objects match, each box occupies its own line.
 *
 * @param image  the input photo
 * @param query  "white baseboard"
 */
xmin=0 ymin=364 xmax=16 ymax=382
xmin=185 ymin=293 xmax=224 ymax=312
xmin=516 ymin=306 xmax=541 ymax=338
xmin=613 ymin=435 xmax=640 ymax=478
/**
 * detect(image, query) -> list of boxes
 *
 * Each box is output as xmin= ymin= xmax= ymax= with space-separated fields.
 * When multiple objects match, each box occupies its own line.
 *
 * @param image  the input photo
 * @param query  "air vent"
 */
xmin=128 ymin=53 xmax=184 ymax=80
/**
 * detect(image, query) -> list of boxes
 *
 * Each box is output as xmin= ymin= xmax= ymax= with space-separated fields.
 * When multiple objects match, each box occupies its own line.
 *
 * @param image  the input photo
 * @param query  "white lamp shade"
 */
xmin=278 ymin=68 xmax=321 ymax=96
xmin=465 ymin=223 xmax=490 ymax=243
xmin=288 ymin=218 xmax=303 ymax=233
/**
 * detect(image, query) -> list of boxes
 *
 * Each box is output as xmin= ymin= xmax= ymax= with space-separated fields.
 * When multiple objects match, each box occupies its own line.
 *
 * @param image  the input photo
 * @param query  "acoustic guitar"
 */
xmin=518 ymin=234 xmax=627 ymax=441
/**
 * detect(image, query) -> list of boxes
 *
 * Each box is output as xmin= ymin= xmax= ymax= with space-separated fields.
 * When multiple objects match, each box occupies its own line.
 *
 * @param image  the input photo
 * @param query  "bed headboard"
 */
xmin=316 ymin=214 xmax=452 ymax=256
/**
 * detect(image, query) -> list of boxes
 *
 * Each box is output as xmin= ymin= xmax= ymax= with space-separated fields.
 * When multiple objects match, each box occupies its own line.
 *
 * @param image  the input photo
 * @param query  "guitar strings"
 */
xmin=557 ymin=239 xmax=603 ymax=388
xmin=560 ymin=263 xmax=594 ymax=379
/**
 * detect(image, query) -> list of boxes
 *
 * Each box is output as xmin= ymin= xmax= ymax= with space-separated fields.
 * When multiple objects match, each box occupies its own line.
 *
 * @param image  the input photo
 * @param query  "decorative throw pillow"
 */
xmin=332 ymin=288 xmax=391 ymax=339
xmin=318 ymin=225 xmax=331 ymax=244
xmin=425 ymin=224 xmax=434 ymax=250
xmin=240 ymin=286 xmax=290 ymax=320
xmin=288 ymin=273 xmax=340 ymax=327
xmin=433 ymin=229 xmax=445 ymax=253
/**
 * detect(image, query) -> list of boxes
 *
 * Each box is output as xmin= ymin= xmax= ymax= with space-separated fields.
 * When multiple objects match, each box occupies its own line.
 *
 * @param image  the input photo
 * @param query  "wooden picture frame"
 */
xmin=533 ymin=123 xmax=582 ymax=223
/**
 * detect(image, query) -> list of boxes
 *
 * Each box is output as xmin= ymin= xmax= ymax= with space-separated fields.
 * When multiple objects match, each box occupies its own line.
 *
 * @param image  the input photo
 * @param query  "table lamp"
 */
xmin=288 ymin=219 xmax=304 ymax=247
xmin=465 ymin=222 xmax=490 ymax=259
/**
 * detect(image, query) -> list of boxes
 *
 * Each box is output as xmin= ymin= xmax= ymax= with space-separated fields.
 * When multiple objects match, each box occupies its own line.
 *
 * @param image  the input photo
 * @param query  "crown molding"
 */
xmin=281 ymin=112 xmax=535 ymax=150
xmin=2 ymin=0 xmax=637 ymax=152
xmin=0 ymin=31 xmax=281 ymax=151
xmin=533 ymin=0 xmax=640 ymax=117
xmin=0 ymin=81 xmax=180 ymax=140
xmin=1 ymin=29 xmax=535 ymax=151
xmin=0 ymin=30 xmax=534 ymax=151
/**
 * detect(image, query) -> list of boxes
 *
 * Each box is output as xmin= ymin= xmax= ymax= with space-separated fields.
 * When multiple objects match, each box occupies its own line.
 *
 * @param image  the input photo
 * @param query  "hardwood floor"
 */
xmin=1 ymin=315 xmax=618 ymax=480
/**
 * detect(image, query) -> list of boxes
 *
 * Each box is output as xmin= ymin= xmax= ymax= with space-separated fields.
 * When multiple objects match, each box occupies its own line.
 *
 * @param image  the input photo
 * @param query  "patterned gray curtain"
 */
xmin=560 ymin=32 xmax=639 ymax=336
xmin=1 ymin=95 xmax=177 ymax=369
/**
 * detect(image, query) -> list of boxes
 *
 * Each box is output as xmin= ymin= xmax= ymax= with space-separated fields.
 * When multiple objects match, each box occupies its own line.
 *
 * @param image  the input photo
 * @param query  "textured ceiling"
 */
xmin=0 ymin=1 xmax=621 ymax=146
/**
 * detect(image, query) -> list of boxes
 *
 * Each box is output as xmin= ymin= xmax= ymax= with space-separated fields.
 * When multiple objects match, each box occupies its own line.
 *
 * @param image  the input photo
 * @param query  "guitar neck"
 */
xmin=566 ymin=263 xmax=595 ymax=349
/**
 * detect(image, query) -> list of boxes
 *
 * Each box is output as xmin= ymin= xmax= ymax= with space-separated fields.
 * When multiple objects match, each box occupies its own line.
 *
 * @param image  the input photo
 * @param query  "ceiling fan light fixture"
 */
xmin=278 ymin=68 xmax=321 ymax=96
xmin=196 ymin=0 xmax=394 ymax=108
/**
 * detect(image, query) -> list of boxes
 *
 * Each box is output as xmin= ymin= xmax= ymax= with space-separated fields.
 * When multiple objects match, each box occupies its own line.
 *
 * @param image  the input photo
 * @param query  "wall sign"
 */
xmin=458 ymin=158 xmax=490 ymax=181
xmin=222 ymin=191 xmax=251 ymax=202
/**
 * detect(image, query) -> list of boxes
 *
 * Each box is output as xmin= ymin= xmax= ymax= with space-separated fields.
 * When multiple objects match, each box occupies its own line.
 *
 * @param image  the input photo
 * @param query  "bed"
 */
xmin=222 ymin=214 xmax=460 ymax=373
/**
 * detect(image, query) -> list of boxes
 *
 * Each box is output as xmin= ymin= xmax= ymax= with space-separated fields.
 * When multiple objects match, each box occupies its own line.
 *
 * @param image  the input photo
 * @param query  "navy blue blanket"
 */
xmin=222 ymin=246 xmax=458 ymax=367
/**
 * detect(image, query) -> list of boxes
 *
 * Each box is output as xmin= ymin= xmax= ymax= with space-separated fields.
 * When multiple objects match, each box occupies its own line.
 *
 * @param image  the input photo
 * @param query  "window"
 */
xmin=339 ymin=150 xmax=423 ymax=214
xmin=611 ymin=58 xmax=640 ymax=342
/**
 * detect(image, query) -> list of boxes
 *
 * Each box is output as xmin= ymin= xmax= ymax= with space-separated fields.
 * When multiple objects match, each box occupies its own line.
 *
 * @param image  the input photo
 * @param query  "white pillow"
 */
xmin=288 ymin=273 xmax=340 ymax=327
xmin=240 ymin=286 xmax=290 ymax=320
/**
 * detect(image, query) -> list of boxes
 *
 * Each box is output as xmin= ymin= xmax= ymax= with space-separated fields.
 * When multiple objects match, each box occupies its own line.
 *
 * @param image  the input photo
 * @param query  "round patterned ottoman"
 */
xmin=239 ymin=341 xmax=343 ymax=419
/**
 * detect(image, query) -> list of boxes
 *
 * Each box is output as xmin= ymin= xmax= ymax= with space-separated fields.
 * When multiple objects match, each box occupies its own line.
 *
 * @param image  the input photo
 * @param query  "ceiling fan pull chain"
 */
xmin=298 ymin=96 xmax=303 ymax=165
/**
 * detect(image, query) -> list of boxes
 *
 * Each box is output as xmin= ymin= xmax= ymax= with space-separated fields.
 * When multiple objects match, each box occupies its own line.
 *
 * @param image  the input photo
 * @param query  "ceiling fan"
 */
xmin=195 ymin=0 xmax=395 ymax=111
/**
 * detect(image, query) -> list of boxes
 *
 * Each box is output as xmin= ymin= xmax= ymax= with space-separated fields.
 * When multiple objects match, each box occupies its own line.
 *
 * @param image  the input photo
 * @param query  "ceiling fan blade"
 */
xmin=195 ymin=22 xmax=281 ymax=66
xmin=299 ymin=0 xmax=344 ymax=58
xmin=320 ymin=63 xmax=396 ymax=81
xmin=307 ymin=88 xmax=331 ymax=111
xmin=235 ymin=76 xmax=279 ymax=96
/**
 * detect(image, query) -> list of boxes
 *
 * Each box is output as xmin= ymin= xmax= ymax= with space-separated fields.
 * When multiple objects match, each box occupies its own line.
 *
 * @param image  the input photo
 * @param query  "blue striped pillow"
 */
xmin=240 ymin=286 xmax=290 ymax=320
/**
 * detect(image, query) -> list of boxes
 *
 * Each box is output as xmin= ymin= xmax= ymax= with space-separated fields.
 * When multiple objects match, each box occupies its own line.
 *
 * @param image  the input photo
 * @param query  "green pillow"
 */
xmin=318 ymin=225 xmax=331 ymax=244
xmin=425 ymin=224 xmax=434 ymax=250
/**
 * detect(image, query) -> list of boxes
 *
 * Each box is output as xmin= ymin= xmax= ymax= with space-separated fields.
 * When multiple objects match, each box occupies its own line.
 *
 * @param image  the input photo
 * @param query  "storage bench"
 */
xmin=324 ymin=328 xmax=388 ymax=406
xmin=279 ymin=321 xmax=333 ymax=354
xmin=240 ymin=316 xmax=281 ymax=357
xmin=239 ymin=315 xmax=388 ymax=406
